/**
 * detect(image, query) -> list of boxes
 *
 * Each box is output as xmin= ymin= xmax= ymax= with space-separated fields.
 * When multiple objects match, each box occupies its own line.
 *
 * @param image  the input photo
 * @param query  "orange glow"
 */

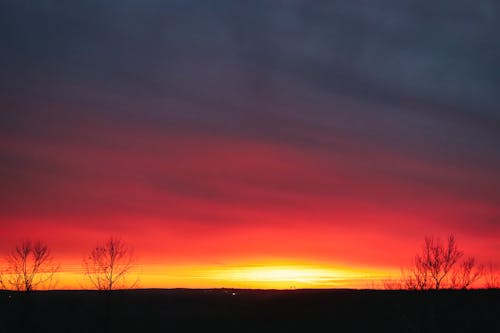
xmin=195 ymin=264 xmax=391 ymax=289
xmin=1 ymin=129 xmax=499 ymax=290
xmin=48 ymin=260 xmax=398 ymax=290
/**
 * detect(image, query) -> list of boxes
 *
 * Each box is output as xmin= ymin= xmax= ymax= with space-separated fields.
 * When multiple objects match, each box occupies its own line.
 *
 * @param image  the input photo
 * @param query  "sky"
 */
xmin=1 ymin=0 xmax=499 ymax=289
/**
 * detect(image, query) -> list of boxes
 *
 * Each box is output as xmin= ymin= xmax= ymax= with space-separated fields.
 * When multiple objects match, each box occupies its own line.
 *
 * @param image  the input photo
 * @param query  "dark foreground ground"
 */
xmin=1 ymin=289 xmax=499 ymax=333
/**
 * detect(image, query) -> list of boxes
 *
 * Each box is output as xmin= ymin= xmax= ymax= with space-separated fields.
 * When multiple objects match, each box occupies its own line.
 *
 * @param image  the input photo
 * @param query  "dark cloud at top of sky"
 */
xmin=1 ymin=0 xmax=499 ymax=218
xmin=2 ymin=1 xmax=499 ymax=113
xmin=2 ymin=1 xmax=499 ymax=157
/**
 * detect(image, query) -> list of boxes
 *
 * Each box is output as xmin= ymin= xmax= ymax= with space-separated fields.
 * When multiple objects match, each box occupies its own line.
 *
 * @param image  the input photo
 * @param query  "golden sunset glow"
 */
xmin=49 ymin=261 xmax=398 ymax=290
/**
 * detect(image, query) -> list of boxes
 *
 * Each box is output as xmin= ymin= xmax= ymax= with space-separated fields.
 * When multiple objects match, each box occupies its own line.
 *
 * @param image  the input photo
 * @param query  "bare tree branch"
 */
xmin=83 ymin=237 xmax=138 ymax=291
xmin=449 ymin=257 xmax=483 ymax=289
xmin=484 ymin=263 xmax=500 ymax=289
xmin=400 ymin=235 xmax=482 ymax=290
xmin=418 ymin=235 xmax=463 ymax=290
xmin=3 ymin=240 xmax=59 ymax=291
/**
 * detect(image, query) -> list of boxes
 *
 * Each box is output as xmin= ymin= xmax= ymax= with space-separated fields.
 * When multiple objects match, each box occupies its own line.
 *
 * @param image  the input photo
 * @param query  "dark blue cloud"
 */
xmin=1 ymin=0 xmax=499 ymax=213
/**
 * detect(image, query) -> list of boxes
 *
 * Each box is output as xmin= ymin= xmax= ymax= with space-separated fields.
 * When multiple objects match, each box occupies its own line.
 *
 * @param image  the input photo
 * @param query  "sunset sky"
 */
xmin=1 ymin=1 xmax=499 ymax=289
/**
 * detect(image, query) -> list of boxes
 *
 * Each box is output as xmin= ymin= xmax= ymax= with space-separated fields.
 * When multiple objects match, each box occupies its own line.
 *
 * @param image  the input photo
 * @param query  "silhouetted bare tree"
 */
xmin=402 ymin=235 xmax=483 ymax=290
xmin=83 ymin=237 xmax=137 ymax=290
xmin=484 ymin=263 xmax=500 ymax=289
xmin=422 ymin=235 xmax=463 ymax=289
xmin=402 ymin=255 xmax=431 ymax=290
xmin=382 ymin=279 xmax=403 ymax=290
xmin=449 ymin=257 xmax=483 ymax=289
xmin=3 ymin=240 xmax=59 ymax=291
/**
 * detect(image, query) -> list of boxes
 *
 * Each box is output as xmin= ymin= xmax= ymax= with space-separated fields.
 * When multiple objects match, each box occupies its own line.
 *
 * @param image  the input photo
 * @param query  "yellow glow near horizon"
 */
xmin=221 ymin=266 xmax=334 ymax=282
xmin=207 ymin=266 xmax=342 ymax=286
xmin=14 ymin=262 xmax=399 ymax=290
xmin=199 ymin=264 xmax=391 ymax=289
xmin=131 ymin=262 xmax=396 ymax=289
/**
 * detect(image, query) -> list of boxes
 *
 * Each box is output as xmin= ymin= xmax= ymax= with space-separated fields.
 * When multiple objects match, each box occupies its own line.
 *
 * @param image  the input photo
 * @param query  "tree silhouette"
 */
xmin=3 ymin=240 xmax=59 ymax=291
xmin=484 ymin=263 xmax=500 ymax=289
xmin=449 ymin=257 xmax=483 ymax=289
xmin=402 ymin=235 xmax=482 ymax=290
xmin=83 ymin=237 xmax=137 ymax=290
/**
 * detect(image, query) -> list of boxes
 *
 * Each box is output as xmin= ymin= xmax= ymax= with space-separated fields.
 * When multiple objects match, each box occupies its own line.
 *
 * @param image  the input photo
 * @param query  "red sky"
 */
xmin=1 ymin=125 xmax=498 ymax=288
xmin=1 ymin=1 xmax=499 ymax=288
